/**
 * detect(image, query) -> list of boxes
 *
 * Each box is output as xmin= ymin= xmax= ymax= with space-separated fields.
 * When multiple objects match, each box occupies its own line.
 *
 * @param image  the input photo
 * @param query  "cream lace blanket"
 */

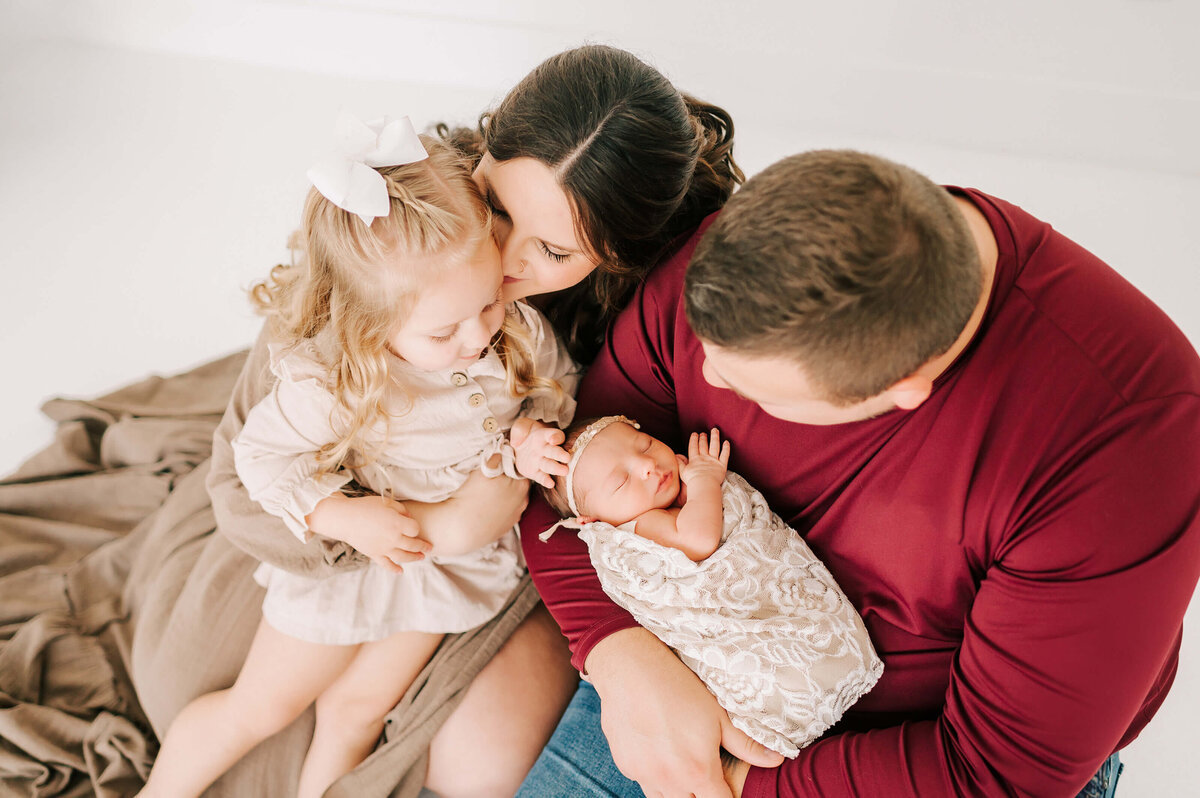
xmin=578 ymin=472 xmax=884 ymax=757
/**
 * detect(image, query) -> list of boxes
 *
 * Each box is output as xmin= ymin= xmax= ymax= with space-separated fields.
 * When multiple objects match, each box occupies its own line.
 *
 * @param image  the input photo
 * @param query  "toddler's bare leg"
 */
xmin=137 ymin=619 xmax=357 ymax=798
xmin=296 ymin=629 xmax=444 ymax=798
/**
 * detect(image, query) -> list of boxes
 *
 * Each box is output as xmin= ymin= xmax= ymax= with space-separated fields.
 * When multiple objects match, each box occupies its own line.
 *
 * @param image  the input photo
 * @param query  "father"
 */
xmin=520 ymin=150 xmax=1200 ymax=796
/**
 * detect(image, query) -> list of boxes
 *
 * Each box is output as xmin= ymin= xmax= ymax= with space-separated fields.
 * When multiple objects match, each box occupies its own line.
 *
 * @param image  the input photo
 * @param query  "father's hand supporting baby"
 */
xmin=721 ymin=752 xmax=751 ymax=797
xmin=585 ymin=626 xmax=783 ymax=798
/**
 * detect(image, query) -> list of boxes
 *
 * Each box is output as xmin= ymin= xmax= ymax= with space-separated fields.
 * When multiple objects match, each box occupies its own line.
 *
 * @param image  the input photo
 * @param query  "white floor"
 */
xmin=1 ymin=12 xmax=1197 ymax=796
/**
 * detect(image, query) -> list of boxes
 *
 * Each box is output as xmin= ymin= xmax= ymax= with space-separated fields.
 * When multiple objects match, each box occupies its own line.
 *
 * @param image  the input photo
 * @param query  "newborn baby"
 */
xmin=534 ymin=415 xmax=884 ymax=757
xmin=545 ymin=414 xmax=733 ymax=561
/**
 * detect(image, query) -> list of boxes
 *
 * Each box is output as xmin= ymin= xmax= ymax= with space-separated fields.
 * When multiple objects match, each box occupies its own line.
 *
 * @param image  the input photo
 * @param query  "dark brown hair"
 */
xmin=685 ymin=149 xmax=981 ymax=404
xmin=440 ymin=44 xmax=743 ymax=363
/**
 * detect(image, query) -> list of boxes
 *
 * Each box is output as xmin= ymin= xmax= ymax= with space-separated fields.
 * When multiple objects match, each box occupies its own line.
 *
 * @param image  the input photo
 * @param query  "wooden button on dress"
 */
xmin=468 ymin=393 xmax=485 ymax=408
xmin=482 ymin=417 xmax=499 ymax=433
xmin=451 ymin=372 xmax=469 ymax=387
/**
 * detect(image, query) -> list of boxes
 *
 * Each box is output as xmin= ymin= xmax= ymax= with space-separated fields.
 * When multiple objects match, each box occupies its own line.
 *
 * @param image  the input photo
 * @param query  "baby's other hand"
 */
xmin=511 ymin=419 xmax=570 ymax=489
xmin=680 ymin=429 xmax=730 ymax=487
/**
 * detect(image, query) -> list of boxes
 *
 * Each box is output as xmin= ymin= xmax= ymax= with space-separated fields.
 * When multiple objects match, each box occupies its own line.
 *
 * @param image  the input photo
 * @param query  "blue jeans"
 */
xmin=516 ymin=682 xmax=1124 ymax=797
xmin=1076 ymin=752 xmax=1124 ymax=798
xmin=515 ymin=681 xmax=645 ymax=798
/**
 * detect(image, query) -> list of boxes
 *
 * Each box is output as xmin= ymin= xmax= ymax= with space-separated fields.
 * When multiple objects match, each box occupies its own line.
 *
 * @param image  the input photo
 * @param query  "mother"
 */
xmin=130 ymin=44 xmax=743 ymax=797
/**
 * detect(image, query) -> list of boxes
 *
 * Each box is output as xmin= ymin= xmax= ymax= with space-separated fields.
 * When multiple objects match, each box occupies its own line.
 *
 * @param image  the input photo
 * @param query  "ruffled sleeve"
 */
xmin=515 ymin=301 xmax=580 ymax=428
xmin=230 ymin=341 xmax=352 ymax=542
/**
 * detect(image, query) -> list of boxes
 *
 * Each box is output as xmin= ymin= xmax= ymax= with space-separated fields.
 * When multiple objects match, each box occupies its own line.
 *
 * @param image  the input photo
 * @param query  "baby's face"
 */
xmin=572 ymin=422 xmax=683 ymax=525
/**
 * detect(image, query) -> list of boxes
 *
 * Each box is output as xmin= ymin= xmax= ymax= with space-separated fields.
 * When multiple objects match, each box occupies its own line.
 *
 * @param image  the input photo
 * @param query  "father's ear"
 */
xmin=887 ymin=374 xmax=933 ymax=411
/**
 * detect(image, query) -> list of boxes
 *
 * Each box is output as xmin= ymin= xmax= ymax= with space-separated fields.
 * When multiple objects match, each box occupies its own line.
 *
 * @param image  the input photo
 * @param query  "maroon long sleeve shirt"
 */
xmin=521 ymin=189 xmax=1200 ymax=796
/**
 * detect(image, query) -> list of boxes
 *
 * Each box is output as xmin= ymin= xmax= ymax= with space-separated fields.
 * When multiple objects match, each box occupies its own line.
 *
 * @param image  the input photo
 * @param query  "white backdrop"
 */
xmin=1 ymin=1 xmax=1197 ymax=794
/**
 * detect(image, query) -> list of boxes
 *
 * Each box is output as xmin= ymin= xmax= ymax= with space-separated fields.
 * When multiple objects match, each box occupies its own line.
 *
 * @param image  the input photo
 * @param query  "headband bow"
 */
xmin=306 ymin=111 xmax=429 ymax=225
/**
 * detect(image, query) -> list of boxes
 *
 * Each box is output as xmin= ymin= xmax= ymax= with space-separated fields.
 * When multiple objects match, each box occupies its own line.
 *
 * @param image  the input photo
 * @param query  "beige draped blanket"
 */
xmin=0 ymin=343 xmax=538 ymax=797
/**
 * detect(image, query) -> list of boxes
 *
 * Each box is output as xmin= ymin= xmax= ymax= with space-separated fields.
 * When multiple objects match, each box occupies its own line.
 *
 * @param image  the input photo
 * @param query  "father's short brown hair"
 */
xmin=684 ymin=150 xmax=981 ymax=404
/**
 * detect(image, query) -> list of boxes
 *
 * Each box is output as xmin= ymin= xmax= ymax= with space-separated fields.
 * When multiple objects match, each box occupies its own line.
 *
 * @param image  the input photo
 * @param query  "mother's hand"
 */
xmin=587 ymin=627 xmax=783 ymax=798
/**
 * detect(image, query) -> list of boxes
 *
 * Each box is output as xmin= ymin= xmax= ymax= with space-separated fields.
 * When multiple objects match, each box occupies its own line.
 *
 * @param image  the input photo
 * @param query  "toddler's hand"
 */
xmin=510 ymin=418 xmax=570 ymax=489
xmin=306 ymin=494 xmax=430 ymax=573
xmin=680 ymin=429 xmax=730 ymax=487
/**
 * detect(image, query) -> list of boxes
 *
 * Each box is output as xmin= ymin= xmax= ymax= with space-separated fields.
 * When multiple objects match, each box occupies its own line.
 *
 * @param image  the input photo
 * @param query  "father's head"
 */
xmin=685 ymin=149 xmax=982 ymax=425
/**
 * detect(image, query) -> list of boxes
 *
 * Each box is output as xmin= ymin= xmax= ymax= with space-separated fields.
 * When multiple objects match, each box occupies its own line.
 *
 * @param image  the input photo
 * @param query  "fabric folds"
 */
xmin=0 ymin=346 xmax=536 ymax=796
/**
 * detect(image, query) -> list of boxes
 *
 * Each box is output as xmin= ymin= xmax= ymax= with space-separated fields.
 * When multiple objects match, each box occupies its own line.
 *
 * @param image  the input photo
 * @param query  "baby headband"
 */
xmin=307 ymin=111 xmax=429 ymax=226
xmin=563 ymin=415 xmax=640 ymax=517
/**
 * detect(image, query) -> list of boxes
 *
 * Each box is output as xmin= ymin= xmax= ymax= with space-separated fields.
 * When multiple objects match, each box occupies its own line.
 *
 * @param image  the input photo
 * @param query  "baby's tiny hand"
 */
xmin=511 ymin=419 xmax=570 ymax=489
xmin=509 ymin=416 xmax=535 ymax=449
xmin=680 ymin=429 xmax=730 ymax=487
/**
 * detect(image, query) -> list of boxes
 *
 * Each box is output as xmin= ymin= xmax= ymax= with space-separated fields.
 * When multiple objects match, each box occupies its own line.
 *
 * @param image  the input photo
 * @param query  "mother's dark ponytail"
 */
xmin=663 ymin=94 xmax=744 ymax=246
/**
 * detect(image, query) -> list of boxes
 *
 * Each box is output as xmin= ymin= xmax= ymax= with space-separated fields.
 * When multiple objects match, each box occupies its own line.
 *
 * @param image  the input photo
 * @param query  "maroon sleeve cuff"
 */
xmin=571 ymin=612 xmax=642 ymax=674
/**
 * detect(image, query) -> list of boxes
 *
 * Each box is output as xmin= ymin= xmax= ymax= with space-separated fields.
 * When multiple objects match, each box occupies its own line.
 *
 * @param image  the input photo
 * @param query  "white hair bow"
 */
xmin=306 ymin=111 xmax=429 ymax=225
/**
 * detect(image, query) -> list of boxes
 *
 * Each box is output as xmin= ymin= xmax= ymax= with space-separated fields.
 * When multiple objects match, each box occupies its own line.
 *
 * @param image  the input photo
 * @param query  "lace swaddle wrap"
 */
xmin=577 ymin=472 xmax=883 ymax=757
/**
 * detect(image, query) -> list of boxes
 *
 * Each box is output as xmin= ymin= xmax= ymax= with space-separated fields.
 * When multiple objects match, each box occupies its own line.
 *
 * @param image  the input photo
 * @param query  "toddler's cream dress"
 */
xmin=576 ymin=472 xmax=883 ymax=757
xmin=232 ymin=302 xmax=576 ymax=645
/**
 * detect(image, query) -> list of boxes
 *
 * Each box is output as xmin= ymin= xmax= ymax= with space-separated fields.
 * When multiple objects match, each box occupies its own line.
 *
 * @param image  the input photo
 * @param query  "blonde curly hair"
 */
xmin=250 ymin=135 xmax=558 ymax=471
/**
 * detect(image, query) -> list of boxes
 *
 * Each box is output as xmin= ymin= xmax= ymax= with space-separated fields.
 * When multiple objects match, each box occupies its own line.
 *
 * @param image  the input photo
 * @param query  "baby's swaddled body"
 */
xmin=579 ymin=472 xmax=883 ymax=757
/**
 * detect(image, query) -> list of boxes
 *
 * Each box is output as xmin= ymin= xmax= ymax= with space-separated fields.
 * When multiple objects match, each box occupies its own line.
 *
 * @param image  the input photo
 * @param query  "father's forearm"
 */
xmin=584 ymin=625 xmax=677 ymax=692
xmin=742 ymin=722 xmax=941 ymax=798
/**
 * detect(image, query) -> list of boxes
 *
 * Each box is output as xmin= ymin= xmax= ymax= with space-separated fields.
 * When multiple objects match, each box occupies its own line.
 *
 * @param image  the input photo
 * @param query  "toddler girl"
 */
xmin=541 ymin=416 xmax=883 ymax=757
xmin=139 ymin=114 xmax=576 ymax=798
